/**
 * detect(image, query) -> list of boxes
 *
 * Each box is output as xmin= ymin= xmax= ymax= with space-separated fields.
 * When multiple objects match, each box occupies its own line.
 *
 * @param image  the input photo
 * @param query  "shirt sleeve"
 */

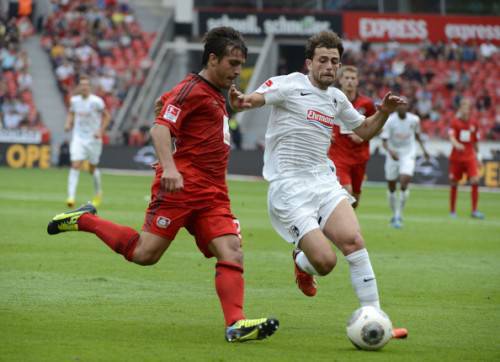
xmin=96 ymin=97 xmax=105 ymax=112
xmin=155 ymin=91 xmax=194 ymax=136
xmin=338 ymin=94 xmax=365 ymax=131
xmin=69 ymin=97 xmax=76 ymax=112
xmin=414 ymin=116 xmax=421 ymax=135
xmin=380 ymin=117 xmax=391 ymax=140
xmin=254 ymin=75 xmax=289 ymax=106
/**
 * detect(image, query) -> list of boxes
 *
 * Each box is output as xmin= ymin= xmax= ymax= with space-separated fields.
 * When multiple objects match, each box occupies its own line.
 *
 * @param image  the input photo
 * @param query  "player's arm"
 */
xmin=448 ymin=129 xmax=465 ymax=151
xmin=98 ymin=109 xmax=111 ymax=139
xmin=150 ymin=124 xmax=183 ymax=192
xmin=353 ymin=93 xmax=406 ymax=140
xmin=415 ymin=132 xmax=430 ymax=160
xmin=64 ymin=111 xmax=74 ymax=132
xmin=229 ymin=85 xmax=266 ymax=112
xmin=382 ymin=138 xmax=398 ymax=161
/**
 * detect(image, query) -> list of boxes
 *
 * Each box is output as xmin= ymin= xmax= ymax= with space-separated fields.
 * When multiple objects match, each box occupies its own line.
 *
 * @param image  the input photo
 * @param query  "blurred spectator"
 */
xmin=480 ymin=41 xmax=497 ymax=58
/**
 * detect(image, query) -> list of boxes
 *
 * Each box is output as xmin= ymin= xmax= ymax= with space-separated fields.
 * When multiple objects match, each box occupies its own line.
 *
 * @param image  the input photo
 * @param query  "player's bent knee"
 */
xmin=342 ymin=233 xmax=365 ymax=256
xmin=132 ymin=249 xmax=162 ymax=266
xmin=312 ymin=253 xmax=337 ymax=276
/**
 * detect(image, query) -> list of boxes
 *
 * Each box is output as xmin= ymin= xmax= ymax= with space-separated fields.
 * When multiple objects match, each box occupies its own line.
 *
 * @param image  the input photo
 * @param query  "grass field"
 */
xmin=1 ymin=167 xmax=499 ymax=361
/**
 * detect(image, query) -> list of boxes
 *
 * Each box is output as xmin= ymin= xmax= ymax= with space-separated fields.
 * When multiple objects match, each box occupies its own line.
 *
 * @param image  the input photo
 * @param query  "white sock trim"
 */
xmin=93 ymin=168 xmax=102 ymax=194
xmin=295 ymin=251 xmax=319 ymax=276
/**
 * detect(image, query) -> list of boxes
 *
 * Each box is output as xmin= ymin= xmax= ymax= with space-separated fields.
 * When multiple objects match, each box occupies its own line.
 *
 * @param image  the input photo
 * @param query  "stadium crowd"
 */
xmin=41 ymin=0 xmax=155 ymax=144
xmin=0 ymin=13 xmax=50 ymax=141
xmin=339 ymin=39 xmax=499 ymax=140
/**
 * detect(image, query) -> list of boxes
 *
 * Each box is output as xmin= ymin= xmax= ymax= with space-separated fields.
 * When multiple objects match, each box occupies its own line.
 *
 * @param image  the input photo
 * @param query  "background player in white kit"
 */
xmin=64 ymin=75 xmax=110 ymax=208
xmin=230 ymin=31 xmax=407 ymax=338
xmin=381 ymin=102 xmax=429 ymax=229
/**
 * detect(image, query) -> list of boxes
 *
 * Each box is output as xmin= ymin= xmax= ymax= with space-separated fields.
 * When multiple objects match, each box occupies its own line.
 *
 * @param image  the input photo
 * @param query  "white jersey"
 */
xmin=255 ymin=72 xmax=365 ymax=182
xmin=380 ymin=112 xmax=421 ymax=157
xmin=70 ymin=94 xmax=105 ymax=142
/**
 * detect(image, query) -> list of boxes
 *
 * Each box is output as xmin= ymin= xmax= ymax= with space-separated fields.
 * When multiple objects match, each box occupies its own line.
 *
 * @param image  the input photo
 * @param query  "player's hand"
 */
xmin=160 ymin=168 xmax=184 ymax=193
xmin=154 ymin=97 xmax=164 ymax=118
xmin=348 ymin=134 xmax=364 ymax=144
xmin=94 ymin=131 xmax=102 ymax=140
xmin=423 ymin=151 xmax=430 ymax=161
xmin=379 ymin=92 xmax=407 ymax=114
xmin=64 ymin=123 xmax=71 ymax=132
xmin=455 ymin=143 xmax=465 ymax=151
xmin=390 ymin=150 xmax=399 ymax=161
xmin=229 ymin=85 xmax=251 ymax=111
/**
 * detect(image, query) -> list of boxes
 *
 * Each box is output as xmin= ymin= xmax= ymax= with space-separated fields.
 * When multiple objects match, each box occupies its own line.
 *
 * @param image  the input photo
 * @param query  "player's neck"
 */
xmin=198 ymin=69 xmax=221 ymax=90
xmin=343 ymin=89 xmax=357 ymax=102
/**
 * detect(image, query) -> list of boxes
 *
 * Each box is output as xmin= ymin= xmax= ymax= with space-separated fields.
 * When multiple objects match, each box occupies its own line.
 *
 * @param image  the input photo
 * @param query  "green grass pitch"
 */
xmin=1 ymin=167 xmax=499 ymax=361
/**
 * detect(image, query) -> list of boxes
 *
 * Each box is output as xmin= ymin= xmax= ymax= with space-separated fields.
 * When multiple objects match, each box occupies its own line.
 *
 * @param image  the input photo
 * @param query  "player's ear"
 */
xmin=305 ymin=58 xmax=312 ymax=73
xmin=208 ymin=53 xmax=219 ymax=68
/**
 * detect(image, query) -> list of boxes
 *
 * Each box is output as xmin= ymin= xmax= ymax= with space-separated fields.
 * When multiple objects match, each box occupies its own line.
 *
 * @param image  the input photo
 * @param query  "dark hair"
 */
xmin=305 ymin=31 xmax=344 ymax=60
xmin=201 ymin=26 xmax=248 ymax=67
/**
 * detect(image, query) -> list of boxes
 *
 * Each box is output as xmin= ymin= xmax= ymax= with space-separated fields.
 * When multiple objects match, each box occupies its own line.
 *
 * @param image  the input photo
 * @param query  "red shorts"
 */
xmin=449 ymin=159 xmax=479 ymax=181
xmin=335 ymin=162 xmax=367 ymax=194
xmin=142 ymin=203 xmax=241 ymax=258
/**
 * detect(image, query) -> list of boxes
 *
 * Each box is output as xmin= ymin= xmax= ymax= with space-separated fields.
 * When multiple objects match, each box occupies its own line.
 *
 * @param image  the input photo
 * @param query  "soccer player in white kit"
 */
xmin=381 ymin=103 xmax=429 ymax=229
xmin=64 ymin=75 xmax=110 ymax=208
xmin=229 ymin=31 xmax=407 ymax=338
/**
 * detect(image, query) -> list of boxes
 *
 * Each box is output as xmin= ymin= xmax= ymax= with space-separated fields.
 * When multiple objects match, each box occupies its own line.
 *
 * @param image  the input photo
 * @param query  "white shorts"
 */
xmin=384 ymin=155 xmax=415 ymax=180
xmin=70 ymin=138 xmax=102 ymax=165
xmin=267 ymin=173 xmax=354 ymax=247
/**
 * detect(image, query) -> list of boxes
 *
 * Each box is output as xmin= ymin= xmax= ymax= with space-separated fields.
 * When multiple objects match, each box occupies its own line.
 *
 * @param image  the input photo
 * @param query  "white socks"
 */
xmin=93 ymin=168 xmax=102 ymax=195
xmin=295 ymin=250 xmax=319 ymax=275
xmin=388 ymin=190 xmax=399 ymax=219
xmin=346 ymin=248 xmax=380 ymax=309
xmin=399 ymin=189 xmax=409 ymax=218
xmin=67 ymin=168 xmax=80 ymax=200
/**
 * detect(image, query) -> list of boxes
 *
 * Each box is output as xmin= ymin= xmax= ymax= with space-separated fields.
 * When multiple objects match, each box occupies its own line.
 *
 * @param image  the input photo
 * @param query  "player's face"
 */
xmin=306 ymin=47 xmax=341 ymax=90
xmin=458 ymin=100 xmax=471 ymax=120
xmin=79 ymin=80 xmax=91 ymax=97
xmin=339 ymin=71 xmax=358 ymax=93
xmin=212 ymin=47 xmax=246 ymax=90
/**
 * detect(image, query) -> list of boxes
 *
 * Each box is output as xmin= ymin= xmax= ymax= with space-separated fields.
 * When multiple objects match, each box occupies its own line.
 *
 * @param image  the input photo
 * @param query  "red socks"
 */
xmin=78 ymin=213 xmax=139 ymax=261
xmin=215 ymin=261 xmax=245 ymax=326
xmin=471 ymin=184 xmax=479 ymax=212
xmin=450 ymin=185 xmax=457 ymax=213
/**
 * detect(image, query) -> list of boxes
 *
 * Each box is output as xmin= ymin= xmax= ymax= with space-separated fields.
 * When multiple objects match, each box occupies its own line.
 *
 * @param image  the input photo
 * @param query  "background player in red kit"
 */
xmin=47 ymin=26 xmax=279 ymax=343
xmin=328 ymin=66 xmax=376 ymax=208
xmin=449 ymin=98 xmax=484 ymax=219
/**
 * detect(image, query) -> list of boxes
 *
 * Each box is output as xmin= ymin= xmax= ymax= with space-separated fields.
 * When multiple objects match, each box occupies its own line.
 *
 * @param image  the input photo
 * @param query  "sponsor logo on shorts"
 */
xmin=156 ymin=216 xmax=171 ymax=229
xmin=289 ymin=225 xmax=300 ymax=238
xmin=163 ymin=104 xmax=181 ymax=123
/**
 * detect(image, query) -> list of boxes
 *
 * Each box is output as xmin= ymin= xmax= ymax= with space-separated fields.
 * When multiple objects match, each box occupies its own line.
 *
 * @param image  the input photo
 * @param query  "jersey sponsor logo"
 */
xmin=306 ymin=109 xmax=335 ymax=127
xmin=163 ymin=104 xmax=181 ymax=123
xmin=156 ymin=216 xmax=171 ymax=229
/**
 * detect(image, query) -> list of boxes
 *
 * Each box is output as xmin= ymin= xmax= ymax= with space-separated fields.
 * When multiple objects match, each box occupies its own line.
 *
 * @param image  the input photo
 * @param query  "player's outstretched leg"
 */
xmin=47 ymin=203 xmax=97 ymax=234
xmin=225 ymin=317 xmax=279 ymax=342
xmin=293 ymin=249 xmax=318 ymax=297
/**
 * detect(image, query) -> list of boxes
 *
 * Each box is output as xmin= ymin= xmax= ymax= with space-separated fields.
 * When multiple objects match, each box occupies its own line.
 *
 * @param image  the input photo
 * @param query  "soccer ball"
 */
xmin=346 ymin=306 xmax=393 ymax=351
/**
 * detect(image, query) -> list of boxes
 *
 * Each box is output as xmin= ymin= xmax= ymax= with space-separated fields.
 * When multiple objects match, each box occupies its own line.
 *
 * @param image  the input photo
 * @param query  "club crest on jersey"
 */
xmin=264 ymin=79 xmax=273 ymax=87
xmin=307 ymin=109 xmax=334 ymax=127
xmin=156 ymin=216 xmax=171 ymax=229
xmin=163 ymin=105 xmax=181 ymax=123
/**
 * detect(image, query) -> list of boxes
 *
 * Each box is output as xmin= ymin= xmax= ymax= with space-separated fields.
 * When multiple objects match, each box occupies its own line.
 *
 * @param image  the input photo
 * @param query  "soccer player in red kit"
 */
xmin=449 ymin=98 xmax=484 ymax=219
xmin=47 ymin=26 xmax=279 ymax=342
xmin=328 ymin=66 xmax=376 ymax=208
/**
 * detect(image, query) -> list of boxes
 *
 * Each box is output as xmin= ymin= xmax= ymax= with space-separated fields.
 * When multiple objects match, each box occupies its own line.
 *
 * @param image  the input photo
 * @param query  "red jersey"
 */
xmin=154 ymin=73 xmax=231 ymax=205
xmin=449 ymin=117 xmax=479 ymax=162
xmin=328 ymin=94 xmax=376 ymax=165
